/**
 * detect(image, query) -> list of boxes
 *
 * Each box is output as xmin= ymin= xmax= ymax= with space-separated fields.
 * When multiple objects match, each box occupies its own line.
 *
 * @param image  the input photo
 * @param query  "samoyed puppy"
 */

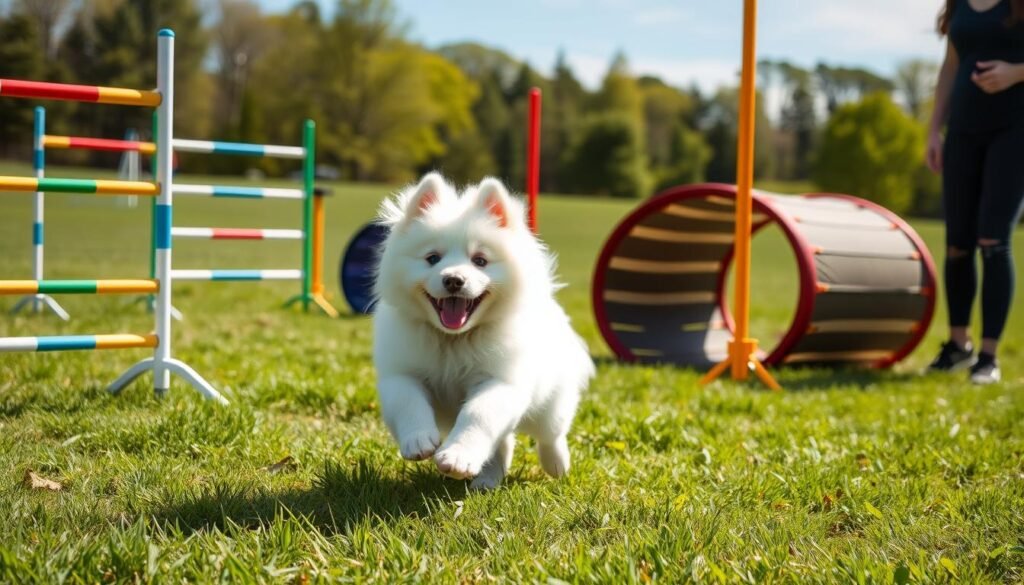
xmin=372 ymin=172 xmax=594 ymax=490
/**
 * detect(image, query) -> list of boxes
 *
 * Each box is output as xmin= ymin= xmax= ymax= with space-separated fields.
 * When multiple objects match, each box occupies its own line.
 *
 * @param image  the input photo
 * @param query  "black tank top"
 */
xmin=948 ymin=0 xmax=1024 ymax=132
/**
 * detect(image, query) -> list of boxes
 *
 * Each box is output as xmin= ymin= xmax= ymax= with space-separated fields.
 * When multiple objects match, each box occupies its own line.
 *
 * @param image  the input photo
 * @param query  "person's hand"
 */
xmin=971 ymin=60 xmax=1024 ymax=94
xmin=926 ymin=128 xmax=943 ymax=174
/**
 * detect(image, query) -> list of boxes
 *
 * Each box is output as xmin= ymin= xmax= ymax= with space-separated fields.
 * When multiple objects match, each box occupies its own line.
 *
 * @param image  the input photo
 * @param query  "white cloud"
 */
xmin=770 ymin=0 xmax=943 ymax=59
xmin=541 ymin=51 xmax=738 ymax=94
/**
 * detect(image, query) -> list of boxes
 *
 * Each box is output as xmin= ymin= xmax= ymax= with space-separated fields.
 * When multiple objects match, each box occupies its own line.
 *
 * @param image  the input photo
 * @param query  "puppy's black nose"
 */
xmin=442 ymin=274 xmax=465 ymax=293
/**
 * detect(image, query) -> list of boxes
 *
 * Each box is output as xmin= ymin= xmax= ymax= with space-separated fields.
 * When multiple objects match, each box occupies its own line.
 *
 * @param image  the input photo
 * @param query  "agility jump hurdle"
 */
xmin=0 ymin=30 xmax=226 ymax=403
xmin=19 ymin=115 xmax=337 ymax=319
xmin=165 ymin=120 xmax=337 ymax=317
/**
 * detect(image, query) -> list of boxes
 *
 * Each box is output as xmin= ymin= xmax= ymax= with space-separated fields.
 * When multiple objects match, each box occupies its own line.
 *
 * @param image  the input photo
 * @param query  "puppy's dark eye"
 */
xmin=472 ymin=255 xmax=488 ymax=268
xmin=426 ymin=253 xmax=442 ymax=266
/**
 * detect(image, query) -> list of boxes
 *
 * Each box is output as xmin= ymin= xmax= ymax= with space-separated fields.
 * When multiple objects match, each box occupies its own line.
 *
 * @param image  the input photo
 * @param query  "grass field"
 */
xmin=1 ymin=161 xmax=1022 ymax=583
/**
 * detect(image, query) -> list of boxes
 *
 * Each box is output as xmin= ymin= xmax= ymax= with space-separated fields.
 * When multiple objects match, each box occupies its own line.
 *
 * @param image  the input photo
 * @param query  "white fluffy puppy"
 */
xmin=372 ymin=172 xmax=594 ymax=490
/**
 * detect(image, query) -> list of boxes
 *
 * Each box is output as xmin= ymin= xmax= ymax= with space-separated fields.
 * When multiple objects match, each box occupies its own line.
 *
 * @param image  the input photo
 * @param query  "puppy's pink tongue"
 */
xmin=439 ymin=297 xmax=470 ymax=329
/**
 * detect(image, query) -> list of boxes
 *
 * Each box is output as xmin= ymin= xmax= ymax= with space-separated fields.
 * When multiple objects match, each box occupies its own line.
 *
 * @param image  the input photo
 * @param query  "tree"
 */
xmin=812 ymin=93 xmax=924 ymax=214
xmin=638 ymin=76 xmax=709 ymax=189
xmin=57 ymin=0 xmax=212 ymax=142
xmin=437 ymin=41 xmax=521 ymax=89
xmin=0 ymin=13 xmax=44 ymax=157
xmin=212 ymin=0 xmax=272 ymax=135
xmin=14 ymin=0 xmax=73 ymax=58
xmin=563 ymin=112 xmax=650 ymax=198
xmin=815 ymin=63 xmax=894 ymax=114
xmin=542 ymin=50 xmax=586 ymax=192
xmin=592 ymin=51 xmax=643 ymax=126
xmin=700 ymin=87 xmax=774 ymax=183
xmin=655 ymin=124 xmax=712 ymax=190
xmin=895 ymin=59 xmax=938 ymax=121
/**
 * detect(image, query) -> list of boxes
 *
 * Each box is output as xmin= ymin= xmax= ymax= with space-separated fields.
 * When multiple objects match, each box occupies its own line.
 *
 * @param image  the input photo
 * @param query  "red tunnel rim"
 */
xmin=591 ymin=182 xmax=819 ymax=366
xmin=804 ymin=193 xmax=938 ymax=367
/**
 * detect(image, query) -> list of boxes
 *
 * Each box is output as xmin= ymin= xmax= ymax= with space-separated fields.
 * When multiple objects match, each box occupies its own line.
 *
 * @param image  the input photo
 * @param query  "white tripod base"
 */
xmin=10 ymin=294 xmax=70 ymax=320
xmin=108 ymin=357 xmax=228 ymax=405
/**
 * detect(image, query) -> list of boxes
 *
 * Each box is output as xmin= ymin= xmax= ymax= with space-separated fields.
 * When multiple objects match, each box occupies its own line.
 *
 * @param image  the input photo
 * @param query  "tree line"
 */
xmin=0 ymin=0 xmax=939 ymax=214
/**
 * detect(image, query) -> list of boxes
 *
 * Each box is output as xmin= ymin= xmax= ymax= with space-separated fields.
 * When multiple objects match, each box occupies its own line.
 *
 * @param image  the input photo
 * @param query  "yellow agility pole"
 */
xmin=310 ymin=192 xmax=339 ymax=317
xmin=700 ymin=0 xmax=781 ymax=391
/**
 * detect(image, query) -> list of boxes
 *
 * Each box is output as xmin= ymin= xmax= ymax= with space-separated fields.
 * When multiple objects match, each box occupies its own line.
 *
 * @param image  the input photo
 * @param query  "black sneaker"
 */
xmin=969 ymin=353 xmax=1001 ymax=385
xmin=927 ymin=341 xmax=975 ymax=372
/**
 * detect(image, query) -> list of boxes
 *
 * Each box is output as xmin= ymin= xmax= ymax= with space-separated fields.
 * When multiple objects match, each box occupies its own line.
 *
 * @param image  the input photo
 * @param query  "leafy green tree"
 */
xmin=57 ymin=0 xmax=211 ymax=143
xmin=0 ymin=13 xmax=44 ymax=158
xmin=592 ymin=51 xmax=643 ymax=127
xmin=655 ymin=125 xmax=712 ymax=190
xmin=563 ymin=112 xmax=650 ymax=198
xmin=541 ymin=50 xmax=585 ymax=192
xmin=701 ymin=87 xmax=774 ymax=183
xmin=812 ymin=93 xmax=924 ymax=214
xmin=437 ymin=42 xmax=521 ymax=89
xmin=895 ymin=59 xmax=938 ymax=121
xmin=815 ymin=63 xmax=894 ymax=114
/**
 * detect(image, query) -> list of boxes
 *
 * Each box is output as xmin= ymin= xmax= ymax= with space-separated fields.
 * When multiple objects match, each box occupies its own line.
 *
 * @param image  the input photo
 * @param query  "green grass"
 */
xmin=0 ymin=161 xmax=1022 ymax=583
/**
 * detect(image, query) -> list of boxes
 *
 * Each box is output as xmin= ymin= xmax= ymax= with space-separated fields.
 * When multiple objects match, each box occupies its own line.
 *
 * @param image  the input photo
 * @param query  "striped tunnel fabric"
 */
xmin=170 ymin=269 xmax=303 ymax=281
xmin=0 ymin=334 xmax=158 ymax=352
xmin=172 ymin=184 xmax=305 ymax=200
xmin=592 ymin=183 xmax=937 ymax=370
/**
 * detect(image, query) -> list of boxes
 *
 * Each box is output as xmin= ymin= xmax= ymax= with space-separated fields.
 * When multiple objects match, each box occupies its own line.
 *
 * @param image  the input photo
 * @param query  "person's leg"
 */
xmin=941 ymin=130 xmax=985 ymax=349
xmin=977 ymin=124 xmax=1024 ymax=357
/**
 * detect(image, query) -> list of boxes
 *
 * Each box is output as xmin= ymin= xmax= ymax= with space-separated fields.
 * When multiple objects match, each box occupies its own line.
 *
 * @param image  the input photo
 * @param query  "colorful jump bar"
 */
xmin=171 ymin=269 xmax=303 ymax=281
xmin=171 ymin=227 xmax=304 ymax=240
xmin=0 ymin=79 xmax=160 ymax=107
xmin=172 ymin=184 xmax=304 ymax=200
xmin=0 ymin=279 xmax=158 ymax=295
xmin=172 ymin=139 xmax=305 ymax=159
xmin=0 ymin=176 xmax=159 ymax=196
xmin=43 ymin=135 xmax=156 ymax=154
xmin=41 ymin=136 xmax=304 ymax=159
xmin=0 ymin=333 xmax=158 ymax=352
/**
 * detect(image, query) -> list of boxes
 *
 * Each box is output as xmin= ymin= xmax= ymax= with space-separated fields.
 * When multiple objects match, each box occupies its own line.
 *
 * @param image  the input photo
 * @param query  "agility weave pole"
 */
xmin=0 ymin=30 xmax=227 ymax=404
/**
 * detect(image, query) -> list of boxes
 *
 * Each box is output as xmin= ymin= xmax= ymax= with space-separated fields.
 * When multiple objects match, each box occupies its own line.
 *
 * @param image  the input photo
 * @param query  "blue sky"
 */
xmin=256 ymin=0 xmax=947 ymax=93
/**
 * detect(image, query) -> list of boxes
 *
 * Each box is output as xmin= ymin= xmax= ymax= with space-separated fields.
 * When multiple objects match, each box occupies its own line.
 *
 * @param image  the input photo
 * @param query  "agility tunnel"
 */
xmin=592 ymin=183 xmax=937 ymax=369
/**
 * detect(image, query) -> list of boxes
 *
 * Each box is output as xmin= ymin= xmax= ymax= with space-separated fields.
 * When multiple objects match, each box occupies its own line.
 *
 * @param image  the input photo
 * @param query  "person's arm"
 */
xmin=971 ymin=60 xmax=1024 ymax=93
xmin=927 ymin=41 xmax=959 ymax=174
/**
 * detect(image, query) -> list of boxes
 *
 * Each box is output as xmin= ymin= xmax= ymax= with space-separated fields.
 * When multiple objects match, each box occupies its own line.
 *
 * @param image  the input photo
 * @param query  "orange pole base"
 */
xmin=699 ymin=337 xmax=781 ymax=391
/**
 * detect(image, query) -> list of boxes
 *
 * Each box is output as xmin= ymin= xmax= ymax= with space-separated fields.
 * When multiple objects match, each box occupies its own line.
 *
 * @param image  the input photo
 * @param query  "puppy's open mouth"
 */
xmin=426 ymin=292 xmax=488 ymax=330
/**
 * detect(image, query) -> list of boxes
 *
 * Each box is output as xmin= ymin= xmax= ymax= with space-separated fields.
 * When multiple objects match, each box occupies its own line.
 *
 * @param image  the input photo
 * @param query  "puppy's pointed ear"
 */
xmin=476 ymin=177 xmax=512 ymax=228
xmin=404 ymin=172 xmax=445 ymax=222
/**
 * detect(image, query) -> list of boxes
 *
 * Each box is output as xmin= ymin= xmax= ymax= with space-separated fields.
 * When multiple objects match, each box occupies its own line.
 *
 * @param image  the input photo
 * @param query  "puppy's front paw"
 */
xmin=399 ymin=429 xmax=440 ymax=461
xmin=434 ymin=444 xmax=487 ymax=480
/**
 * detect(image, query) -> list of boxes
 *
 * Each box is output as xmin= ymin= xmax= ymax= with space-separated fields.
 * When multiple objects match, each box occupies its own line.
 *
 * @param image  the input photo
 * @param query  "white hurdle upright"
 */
xmin=9 ymin=107 xmax=69 ymax=320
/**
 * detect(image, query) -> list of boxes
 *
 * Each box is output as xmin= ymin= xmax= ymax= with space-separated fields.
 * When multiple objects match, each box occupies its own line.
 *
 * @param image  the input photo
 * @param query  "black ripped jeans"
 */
xmin=942 ymin=124 xmax=1024 ymax=341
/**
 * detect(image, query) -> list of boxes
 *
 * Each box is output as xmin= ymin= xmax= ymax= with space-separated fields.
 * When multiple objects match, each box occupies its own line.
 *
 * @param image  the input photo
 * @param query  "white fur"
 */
xmin=372 ymin=172 xmax=594 ymax=490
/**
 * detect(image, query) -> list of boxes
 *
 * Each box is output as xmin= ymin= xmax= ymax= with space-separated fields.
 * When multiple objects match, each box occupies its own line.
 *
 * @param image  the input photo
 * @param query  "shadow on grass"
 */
xmin=152 ymin=458 xmax=460 ymax=535
xmin=592 ymin=354 xmax=922 ymax=392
